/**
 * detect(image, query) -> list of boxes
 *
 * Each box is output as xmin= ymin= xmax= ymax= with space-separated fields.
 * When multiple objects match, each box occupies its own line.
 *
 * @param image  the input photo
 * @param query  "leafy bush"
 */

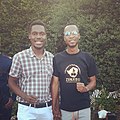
xmin=92 ymin=87 xmax=119 ymax=112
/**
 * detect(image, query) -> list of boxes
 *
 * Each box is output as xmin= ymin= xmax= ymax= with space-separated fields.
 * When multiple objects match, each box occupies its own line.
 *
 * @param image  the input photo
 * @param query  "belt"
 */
xmin=19 ymin=101 xmax=52 ymax=108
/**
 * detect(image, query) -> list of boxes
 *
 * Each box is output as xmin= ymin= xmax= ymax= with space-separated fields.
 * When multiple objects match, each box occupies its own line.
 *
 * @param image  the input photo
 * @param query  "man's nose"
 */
xmin=36 ymin=34 xmax=42 ymax=38
xmin=69 ymin=34 xmax=75 ymax=37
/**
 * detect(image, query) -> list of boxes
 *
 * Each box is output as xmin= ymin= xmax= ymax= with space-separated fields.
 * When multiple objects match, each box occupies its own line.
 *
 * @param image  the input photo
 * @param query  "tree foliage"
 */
xmin=48 ymin=0 xmax=120 ymax=90
xmin=0 ymin=0 xmax=52 ymax=55
xmin=0 ymin=0 xmax=120 ymax=91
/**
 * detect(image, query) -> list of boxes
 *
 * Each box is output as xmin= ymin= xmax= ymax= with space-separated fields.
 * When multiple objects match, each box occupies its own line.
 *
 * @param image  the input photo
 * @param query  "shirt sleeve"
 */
xmin=9 ymin=53 xmax=22 ymax=78
xmin=53 ymin=56 xmax=59 ymax=77
xmin=87 ymin=54 xmax=98 ymax=77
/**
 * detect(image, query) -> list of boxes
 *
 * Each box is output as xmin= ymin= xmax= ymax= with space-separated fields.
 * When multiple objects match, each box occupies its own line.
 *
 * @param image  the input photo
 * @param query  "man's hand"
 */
xmin=76 ymin=82 xmax=88 ymax=93
xmin=52 ymin=108 xmax=61 ymax=120
xmin=5 ymin=98 xmax=14 ymax=109
xmin=22 ymin=94 xmax=38 ymax=104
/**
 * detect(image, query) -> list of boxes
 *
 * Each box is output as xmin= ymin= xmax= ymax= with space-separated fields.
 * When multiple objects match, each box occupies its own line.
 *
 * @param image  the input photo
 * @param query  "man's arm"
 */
xmin=86 ymin=75 xmax=96 ymax=91
xmin=51 ymin=75 xmax=61 ymax=119
xmin=76 ymin=75 xmax=96 ymax=93
xmin=8 ymin=76 xmax=37 ymax=103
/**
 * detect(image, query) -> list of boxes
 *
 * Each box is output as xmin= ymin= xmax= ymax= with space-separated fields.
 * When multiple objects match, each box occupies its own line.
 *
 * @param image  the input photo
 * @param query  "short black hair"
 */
xmin=28 ymin=19 xmax=46 ymax=33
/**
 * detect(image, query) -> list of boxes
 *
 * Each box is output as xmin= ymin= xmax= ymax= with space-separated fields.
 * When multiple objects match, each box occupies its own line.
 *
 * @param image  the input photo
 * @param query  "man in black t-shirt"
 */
xmin=51 ymin=25 xmax=97 ymax=120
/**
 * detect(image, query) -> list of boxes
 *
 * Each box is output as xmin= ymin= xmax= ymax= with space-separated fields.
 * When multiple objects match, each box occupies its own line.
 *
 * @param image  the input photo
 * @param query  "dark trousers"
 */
xmin=0 ymin=107 xmax=12 ymax=120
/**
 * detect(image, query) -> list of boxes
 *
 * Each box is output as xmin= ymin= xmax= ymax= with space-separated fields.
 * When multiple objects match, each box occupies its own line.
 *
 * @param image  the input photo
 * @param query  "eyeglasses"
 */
xmin=64 ymin=31 xmax=78 ymax=36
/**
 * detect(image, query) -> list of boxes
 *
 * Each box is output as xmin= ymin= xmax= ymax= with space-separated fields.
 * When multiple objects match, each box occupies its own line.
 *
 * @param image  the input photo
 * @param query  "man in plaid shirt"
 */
xmin=8 ymin=19 xmax=54 ymax=120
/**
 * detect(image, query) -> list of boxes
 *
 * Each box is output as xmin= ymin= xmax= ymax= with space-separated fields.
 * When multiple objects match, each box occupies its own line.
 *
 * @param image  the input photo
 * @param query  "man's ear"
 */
xmin=78 ymin=34 xmax=80 ymax=39
xmin=28 ymin=34 xmax=31 ymax=40
xmin=64 ymin=36 xmax=66 ymax=42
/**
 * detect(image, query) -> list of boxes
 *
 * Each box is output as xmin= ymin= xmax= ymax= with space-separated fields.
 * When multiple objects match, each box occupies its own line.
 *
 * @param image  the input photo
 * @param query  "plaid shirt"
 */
xmin=9 ymin=47 xmax=53 ymax=103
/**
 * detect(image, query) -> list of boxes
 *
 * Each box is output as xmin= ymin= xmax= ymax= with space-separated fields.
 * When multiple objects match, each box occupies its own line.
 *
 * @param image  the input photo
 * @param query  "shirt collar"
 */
xmin=28 ymin=47 xmax=47 ymax=58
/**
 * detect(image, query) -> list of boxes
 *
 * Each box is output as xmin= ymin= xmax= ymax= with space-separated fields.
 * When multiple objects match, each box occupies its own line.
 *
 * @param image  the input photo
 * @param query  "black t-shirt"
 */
xmin=53 ymin=50 xmax=97 ymax=111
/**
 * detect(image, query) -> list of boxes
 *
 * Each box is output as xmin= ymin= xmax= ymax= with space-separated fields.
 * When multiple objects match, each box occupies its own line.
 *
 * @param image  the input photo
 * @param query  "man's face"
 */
xmin=64 ymin=25 xmax=80 ymax=48
xmin=29 ymin=25 xmax=47 ymax=50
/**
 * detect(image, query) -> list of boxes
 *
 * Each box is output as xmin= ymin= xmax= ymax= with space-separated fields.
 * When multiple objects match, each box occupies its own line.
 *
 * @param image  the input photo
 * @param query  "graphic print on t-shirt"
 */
xmin=65 ymin=64 xmax=81 ymax=83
